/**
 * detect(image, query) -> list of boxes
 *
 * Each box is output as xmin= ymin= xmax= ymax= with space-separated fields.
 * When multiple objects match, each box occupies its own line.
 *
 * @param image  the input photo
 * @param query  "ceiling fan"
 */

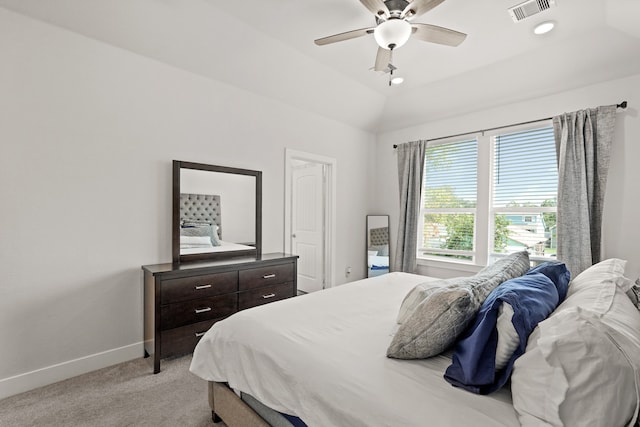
xmin=314 ymin=0 xmax=467 ymax=73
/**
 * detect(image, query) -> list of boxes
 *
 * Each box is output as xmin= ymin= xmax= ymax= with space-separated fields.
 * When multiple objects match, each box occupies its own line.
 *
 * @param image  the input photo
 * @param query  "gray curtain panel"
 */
xmin=393 ymin=140 xmax=427 ymax=273
xmin=553 ymin=105 xmax=617 ymax=277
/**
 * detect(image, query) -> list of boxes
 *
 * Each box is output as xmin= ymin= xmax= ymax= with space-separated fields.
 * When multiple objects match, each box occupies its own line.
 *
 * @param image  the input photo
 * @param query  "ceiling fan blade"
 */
xmin=314 ymin=27 xmax=373 ymax=46
xmin=402 ymin=0 xmax=446 ymax=19
xmin=360 ymin=0 xmax=390 ymax=18
xmin=411 ymin=23 xmax=467 ymax=46
xmin=374 ymin=47 xmax=392 ymax=71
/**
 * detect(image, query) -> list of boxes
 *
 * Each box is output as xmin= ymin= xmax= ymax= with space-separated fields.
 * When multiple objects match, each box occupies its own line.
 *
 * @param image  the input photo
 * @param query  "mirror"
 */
xmin=367 ymin=215 xmax=390 ymax=277
xmin=172 ymin=160 xmax=262 ymax=263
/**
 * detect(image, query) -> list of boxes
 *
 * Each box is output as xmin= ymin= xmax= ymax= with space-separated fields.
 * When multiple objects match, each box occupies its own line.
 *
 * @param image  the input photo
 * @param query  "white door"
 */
xmin=292 ymin=162 xmax=325 ymax=293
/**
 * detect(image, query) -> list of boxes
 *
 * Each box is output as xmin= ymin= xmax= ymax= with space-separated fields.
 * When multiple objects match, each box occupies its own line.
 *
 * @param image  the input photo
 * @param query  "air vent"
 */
xmin=508 ymin=0 xmax=556 ymax=22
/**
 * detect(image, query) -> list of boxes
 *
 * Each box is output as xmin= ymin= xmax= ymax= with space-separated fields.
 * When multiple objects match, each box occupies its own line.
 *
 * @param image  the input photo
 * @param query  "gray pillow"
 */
xmin=396 ymin=279 xmax=451 ymax=324
xmin=180 ymin=224 xmax=221 ymax=246
xmin=387 ymin=251 xmax=530 ymax=359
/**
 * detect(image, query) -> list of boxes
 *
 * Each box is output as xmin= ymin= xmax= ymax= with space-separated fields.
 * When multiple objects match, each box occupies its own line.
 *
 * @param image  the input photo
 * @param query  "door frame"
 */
xmin=284 ymin=149 xmax=336 ymax=289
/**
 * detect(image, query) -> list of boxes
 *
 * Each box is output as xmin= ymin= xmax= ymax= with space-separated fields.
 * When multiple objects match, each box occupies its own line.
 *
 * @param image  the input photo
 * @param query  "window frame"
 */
xmin=418 ymin=135 xmax=481 ymax=264
xmin=417 ymin=120 xmax=555 ymax=269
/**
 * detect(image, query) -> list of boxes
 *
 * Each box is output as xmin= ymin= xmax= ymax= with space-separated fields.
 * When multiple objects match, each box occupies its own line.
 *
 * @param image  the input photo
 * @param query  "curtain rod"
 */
xmin=393 ymin=101 xmax=628 ymax=148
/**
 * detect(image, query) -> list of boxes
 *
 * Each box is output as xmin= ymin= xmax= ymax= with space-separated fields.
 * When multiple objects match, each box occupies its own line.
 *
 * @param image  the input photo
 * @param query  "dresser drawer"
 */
xmin=161 ymin=271 xmax=238 ymax=304
xmin=239 ymin=263 xmax=295 ymax=291
xmin=160 ymin=318 xmax=218 ymax=358
xmin=239 ymin=282 xmax=295 ymax=310
xmin=160 ymin=293 xmax=237 ymax=330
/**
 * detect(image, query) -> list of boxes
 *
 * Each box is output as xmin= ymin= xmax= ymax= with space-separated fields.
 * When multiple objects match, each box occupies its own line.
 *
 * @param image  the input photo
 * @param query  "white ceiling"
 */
xmin=2 ymin=0 xmax=640 ymax=133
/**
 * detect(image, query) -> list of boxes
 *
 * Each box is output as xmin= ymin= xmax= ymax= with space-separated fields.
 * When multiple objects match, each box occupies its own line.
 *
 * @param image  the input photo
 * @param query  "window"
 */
xmin=420 ymin=139 xmax=477 ymax=261
xmin=418 ymin=123 xmax=557 ymax=265
xmin=492 ymin=126 xmax=557 ymax=260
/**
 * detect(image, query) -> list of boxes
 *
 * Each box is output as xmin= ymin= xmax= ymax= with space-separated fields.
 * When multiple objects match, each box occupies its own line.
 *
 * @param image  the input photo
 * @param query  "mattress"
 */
xmin=190 ymin=272 xmax=519 ymax=427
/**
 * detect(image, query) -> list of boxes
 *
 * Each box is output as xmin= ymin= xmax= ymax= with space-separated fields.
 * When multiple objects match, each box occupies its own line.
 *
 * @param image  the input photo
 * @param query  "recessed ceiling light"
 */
xmin=391 ymin=76 xmax=404 ymax=85
xmin=534 ymin=21 xmax=555 ymax=35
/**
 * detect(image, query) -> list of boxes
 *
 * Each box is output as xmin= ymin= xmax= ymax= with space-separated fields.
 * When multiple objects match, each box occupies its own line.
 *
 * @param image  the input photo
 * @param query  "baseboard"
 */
xmin=0 ymin=342 xmax=144 ymax=400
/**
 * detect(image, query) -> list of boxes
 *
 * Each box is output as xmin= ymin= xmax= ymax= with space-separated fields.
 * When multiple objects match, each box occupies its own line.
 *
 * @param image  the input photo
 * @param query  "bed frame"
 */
xmin=368 ymin=226 xmax=389 ymax=247
xmin=208 ymin=381 xmax=270 ymax=426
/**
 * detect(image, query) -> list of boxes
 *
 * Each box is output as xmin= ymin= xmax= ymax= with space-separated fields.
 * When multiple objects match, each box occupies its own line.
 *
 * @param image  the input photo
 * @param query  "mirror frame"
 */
xmin=172 ymin=160 xmax=262 ymax=264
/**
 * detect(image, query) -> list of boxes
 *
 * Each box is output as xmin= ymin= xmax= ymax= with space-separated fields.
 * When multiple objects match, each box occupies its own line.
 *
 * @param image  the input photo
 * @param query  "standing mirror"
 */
xmin=367 ymin=215 xmax=390 ymax=277
xmin=172 ymin=160 xmax=262 ymax=264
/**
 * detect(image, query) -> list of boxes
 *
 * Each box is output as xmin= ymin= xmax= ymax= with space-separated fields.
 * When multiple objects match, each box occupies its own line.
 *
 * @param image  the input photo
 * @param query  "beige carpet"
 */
xmin=0 ymin=355 xmax=217 ymax=427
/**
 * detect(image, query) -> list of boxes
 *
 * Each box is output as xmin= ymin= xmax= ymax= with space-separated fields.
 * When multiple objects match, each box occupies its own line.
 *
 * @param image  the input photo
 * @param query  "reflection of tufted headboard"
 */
xmin=369 ymin=226 xmax=389 ymax=247
xmin=180 ymin=193 xmax=222 ymax=238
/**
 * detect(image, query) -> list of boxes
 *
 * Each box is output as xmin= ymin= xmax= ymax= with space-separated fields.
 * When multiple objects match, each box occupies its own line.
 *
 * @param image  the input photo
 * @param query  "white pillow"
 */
xmin=566 ymin=257 xmax=627 ymax=298
xmin=513 ymin=306 xmax=640 ymax=427
xmin=512 ymin=259 xmax=640 ymax=427
xmin=494 ymin=302 xmax=518 ymax=371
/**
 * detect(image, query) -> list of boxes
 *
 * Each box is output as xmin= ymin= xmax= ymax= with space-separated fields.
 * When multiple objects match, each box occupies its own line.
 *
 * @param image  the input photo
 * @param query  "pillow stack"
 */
xmin=511 ymin=258 xmax=640 ymax=427
xmin=180 ymin=220 xmax=221 ymax=248
xmin=387 ymin=251 xmax=530 ymax=359
xmin=443 ymin=261 xmax=570 ymax=394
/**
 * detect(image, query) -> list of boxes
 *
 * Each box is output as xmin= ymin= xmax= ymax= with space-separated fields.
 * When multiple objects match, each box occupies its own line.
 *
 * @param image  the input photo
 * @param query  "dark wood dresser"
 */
xmin=142 ymin=253 xmax=298 ymax=373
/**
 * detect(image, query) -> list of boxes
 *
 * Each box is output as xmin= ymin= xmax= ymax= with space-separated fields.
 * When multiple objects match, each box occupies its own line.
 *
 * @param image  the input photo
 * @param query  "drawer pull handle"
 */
xmin=195 ymin=284 xmax=212 ymax=290
xmin=263 ymin=274 xmax=276 ymax=279
xmin=262 ymin=293 xmax=276 ymax=299
xmin=195 ymin=307 xmax=212 ymax=314
xmin=195 ymin=332 xmax=206 ymax=338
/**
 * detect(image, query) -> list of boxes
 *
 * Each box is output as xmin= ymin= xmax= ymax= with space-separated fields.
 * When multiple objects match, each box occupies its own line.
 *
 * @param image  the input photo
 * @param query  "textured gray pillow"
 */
xmin=387 ymin=251 xmax=530 ymax=359
xmin=397 ymin=278 xmax=455 ymax=324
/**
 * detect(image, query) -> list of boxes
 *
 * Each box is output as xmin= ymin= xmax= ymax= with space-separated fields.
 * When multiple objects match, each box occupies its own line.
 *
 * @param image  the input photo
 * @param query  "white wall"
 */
xmin=0 ymin=8 xmax=373 ymax=397
xmin=375 ymin=73 xmax=640 ymax=281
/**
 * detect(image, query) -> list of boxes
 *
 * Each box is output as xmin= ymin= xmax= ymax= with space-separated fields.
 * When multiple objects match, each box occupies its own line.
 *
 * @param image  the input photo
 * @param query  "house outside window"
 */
xmin=418 ymin=122 xmax=557 ymax=266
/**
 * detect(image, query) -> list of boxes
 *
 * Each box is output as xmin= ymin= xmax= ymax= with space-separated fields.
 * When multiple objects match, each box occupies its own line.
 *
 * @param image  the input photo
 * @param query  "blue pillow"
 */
xmin=444 ymin=272 xmax=560 ymax=394
xmin=527 ymin=261 xmax=571 ymax=302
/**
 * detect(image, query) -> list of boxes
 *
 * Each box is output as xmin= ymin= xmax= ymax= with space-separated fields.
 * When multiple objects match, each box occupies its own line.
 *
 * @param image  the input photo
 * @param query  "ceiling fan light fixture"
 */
xmin=374 ymin=19 xmax=412 ymax=50
xmin=391 ymin=76 xmax=404 ymax=85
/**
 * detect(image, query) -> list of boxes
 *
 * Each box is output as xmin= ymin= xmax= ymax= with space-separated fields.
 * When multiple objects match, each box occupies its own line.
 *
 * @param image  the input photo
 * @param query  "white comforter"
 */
xmin=190 ymin=272 xmax=519 ymax=427
xmin=367 ymin=254 xmax=389 ymax=268
xmin=180 ymin=240 xmax=255 ymax=254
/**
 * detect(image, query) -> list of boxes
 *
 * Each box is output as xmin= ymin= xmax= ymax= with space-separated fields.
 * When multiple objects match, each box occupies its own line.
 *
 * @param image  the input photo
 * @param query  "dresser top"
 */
xmin=142 ymin=252 xmax=298 ymax=276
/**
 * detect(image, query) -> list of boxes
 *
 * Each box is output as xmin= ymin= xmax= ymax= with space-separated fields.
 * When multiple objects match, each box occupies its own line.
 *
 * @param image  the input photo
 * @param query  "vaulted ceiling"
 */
xmin=2 ymin=0 xmax=640 ymax=132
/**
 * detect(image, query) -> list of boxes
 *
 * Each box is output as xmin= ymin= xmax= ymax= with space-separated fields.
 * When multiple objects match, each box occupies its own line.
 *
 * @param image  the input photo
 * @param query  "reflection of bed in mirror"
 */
xmin=367 ymin=215 xmax=390 ymax=277
xmin=368 ymin=253 xmax=389 ymax=277
xmin=179 ymin=193 xmax=255 ymax=255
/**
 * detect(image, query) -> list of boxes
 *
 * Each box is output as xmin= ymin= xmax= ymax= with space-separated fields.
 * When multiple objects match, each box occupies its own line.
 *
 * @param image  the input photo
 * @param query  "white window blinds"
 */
xmin=421 ymin=139 xmax=478 ymax=260
xmin=493 ymin=127 xmax=557 ymax=208
xmin=424 ymin=139 xmax=478 ymax=208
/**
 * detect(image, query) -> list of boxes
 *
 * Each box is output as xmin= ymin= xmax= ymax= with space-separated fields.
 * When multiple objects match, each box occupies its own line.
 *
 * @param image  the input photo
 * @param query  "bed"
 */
xmin=179 ymin=193 xmax=255 ymax=254
xmin=190 ymin=256 xmax=640 ymax=427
